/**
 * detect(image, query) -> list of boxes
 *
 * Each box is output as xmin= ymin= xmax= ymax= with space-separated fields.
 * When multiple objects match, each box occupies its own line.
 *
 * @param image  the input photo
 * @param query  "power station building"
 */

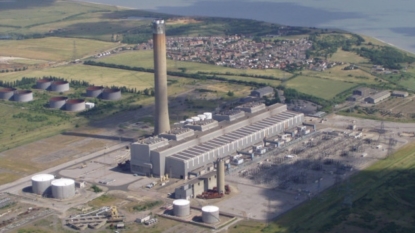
xmin=130 ymin=103 xmax=304 ymax=179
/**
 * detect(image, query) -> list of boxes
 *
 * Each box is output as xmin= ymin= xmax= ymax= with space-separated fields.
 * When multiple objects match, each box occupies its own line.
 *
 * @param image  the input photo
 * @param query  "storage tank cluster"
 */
xmin=85 ymin=86 xmax=122 ymax=100
xmin=0 ymin=88 xmax=33 ymax=102
xmin=185 ymin=112 xmax=212 ymax=124
xmin=202 ymin=205 xmax=220 ymax=224
xmin=31 ymin=174 xmax=75 ymax=199
xmin=173 ymin=199 xmax=190 ymax=217
xmin=36 ymin=79 xmax=70 ymax=92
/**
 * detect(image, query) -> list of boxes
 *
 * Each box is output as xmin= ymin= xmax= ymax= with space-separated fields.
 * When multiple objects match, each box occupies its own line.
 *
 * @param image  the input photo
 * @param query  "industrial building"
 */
xmin=391 ymin=90 xmax=408 ymax=98
xmin=250 ymin=86 xmax=274 ymax=98
xmin=353 ymin=87 xmax=370 ymax=96
xmin=174 ymin=171 xmax=217 ymax=199
xmin=130 ymin=103 xmax=304 ymax=179
xmin=365 ymin=90 xmax=390 ymax=104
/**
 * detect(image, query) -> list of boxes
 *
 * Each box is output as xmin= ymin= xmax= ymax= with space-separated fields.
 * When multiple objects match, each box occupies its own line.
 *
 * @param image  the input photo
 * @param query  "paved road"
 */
xmin=0 ymin=142 xmax=130 ymax=194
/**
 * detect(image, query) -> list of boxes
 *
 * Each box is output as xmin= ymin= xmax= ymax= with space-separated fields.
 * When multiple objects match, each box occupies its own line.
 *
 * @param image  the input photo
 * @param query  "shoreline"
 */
xmin=74 ymin=0 xmax=415 ymax=55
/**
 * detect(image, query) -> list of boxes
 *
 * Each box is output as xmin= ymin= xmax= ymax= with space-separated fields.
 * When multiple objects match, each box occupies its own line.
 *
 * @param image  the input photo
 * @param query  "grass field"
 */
xmin=285 ymin=75 xmax=357 ymax=99
xmin=301 ymin=67 xmax=378 ymax=85
xmin=0 ymin=37 xmax=117 ymax=61
xmin=232 ymin=141 xmax=415 ymax=233
xmin=330 ymin=48 xmax=369 ymax=64
xmin=99 ymin=50 xmax=291 ymax=78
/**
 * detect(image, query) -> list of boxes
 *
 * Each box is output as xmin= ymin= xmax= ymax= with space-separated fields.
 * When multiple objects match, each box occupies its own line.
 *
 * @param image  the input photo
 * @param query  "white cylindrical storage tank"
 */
xmin=66 ymin=99 xmax=85 ymax=112
xmin=198 ymin=114 xmax=206 ymax=120
xmin=179 ymin=121 xmax=186 ymax=124
xmin=185 ymin=119 xmax=194 ymax=123
xmin=49 ymin=96 xmax=68 ymax=109
xmin=86 ymin=86 xmax=104 ymax=98
xmin=36 ymin=79 xmax=52 ymax=90
xmin=14 ymin=90 xmax=33 ymax=102
xmin=192 ymin=116 xmax=200 ymax=122
xmin=51 ymin=178 xmax=75 ymax=199
xmin=0 ymin=88 xmax=16 ymax=100
xmin=203 ymin=112 xmax=212 ymax=120
xmin=173 ymin=199 xmax=190 ymax=217
xmin=31 ymin=174 xmax=55 ymax=196
xmin=202 ymin=205 xmax=220 ymax=224
xmin=51 ymin=81 xmax=70 ymax=92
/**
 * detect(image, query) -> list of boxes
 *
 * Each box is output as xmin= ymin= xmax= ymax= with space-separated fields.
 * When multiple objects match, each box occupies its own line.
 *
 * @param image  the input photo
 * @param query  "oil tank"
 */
xmin=202 ymin=205 xmax=219 ymax=224
xmin=86 ymin=86 xmax=104 ymax=98
xmin=51 ymin=178 xmax=75 ymax=199
xmin=31 ymin=174 xmax=55 ymax=196
xmin=0 ymin=88 xmax=16 ymax=100
xmin=173 ymin=199 xmax=190 ymax=217
xmin=198 ymin=114 xmax=206 ymax=121
xmin=36 ymin=78 xmax=52 ymax=90
xmin=51 ymin=81 xmax=70 ymax=92
xmin=65 ymin=99 xmax=85 ymax=112
xmin=102 ymin=88 xmax=121 ymax=100
xmin=14 ymin=90 xmax=33 ymax=102
xmin=49 ymin=96 xmax=68 ymax=109
xmin=203 ymin=112 xmax=212 ymax=120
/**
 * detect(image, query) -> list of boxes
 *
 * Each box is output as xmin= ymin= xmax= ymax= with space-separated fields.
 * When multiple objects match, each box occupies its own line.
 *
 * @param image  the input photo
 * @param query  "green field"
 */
xmin=99 ymin=50 xmax=290 ymax=78
xmin=330 ymin=48 xmax=369 ymax=64
xmin=231 ymin=141 xmax=415 ymax=233
xmin=285 ymin=75 xmax=356 ymax=99
xmin=0 ymin=65 xmax=155 ymax=90
xmin=0 ymin=37 xmax=117 ymax=61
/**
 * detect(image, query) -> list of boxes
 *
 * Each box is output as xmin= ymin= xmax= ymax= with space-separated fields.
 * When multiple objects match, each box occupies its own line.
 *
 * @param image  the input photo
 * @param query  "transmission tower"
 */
xmin=386 ymin=135 xmax=398 ymax=158
xmin=377 ymin=121 xmax=385 ymax=142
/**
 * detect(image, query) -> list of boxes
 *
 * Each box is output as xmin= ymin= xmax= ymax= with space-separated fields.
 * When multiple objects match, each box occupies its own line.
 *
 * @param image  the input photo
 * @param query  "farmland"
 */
xmin=0 ymin=37 xmax=117 ymax=61
xmin=285 ymin=75 xmax=357 ymax=100
xmin=0 ymin=65 xmax=156 ymax=90
xmin=99 ymin=50 xmax=290 ymax=78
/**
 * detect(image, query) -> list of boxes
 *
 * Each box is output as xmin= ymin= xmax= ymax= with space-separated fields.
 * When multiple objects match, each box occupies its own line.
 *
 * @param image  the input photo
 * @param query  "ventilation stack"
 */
xmin=217 ymin=159 xmax=225 ymax=194
xmin=152 ymin=19 xmax=170 ymax=135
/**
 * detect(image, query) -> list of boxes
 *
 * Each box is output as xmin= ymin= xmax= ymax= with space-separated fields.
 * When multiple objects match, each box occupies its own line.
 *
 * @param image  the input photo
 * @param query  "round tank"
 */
xmin=192 ymin=117 xmax=200 ymax=122
xmin=102 ymin=88 xmax=121 ymax=100
xmin=14 ymin=90 xmax=33 ymax=102
xmin=204 ymin=112 xmax=212 ymax=120
xmin=0 ymin=88 xmax=16 ymax=100
xmin=202 ymin=205 xmax=220 ymax=224
xmin=49 ymin=96 xmax=68 ymax=109
xmin=51 ymin=178 xmax=75 ymax=199
xmin=31 ymin=174 xmax=55 ymax=196
xmin=198 ymin=114 xmax=206 ymax=120
xmin=179 ymin=121 xmax=186 ymax=124
xmin=65 ymin=99 xmax=85 ymax=112
xmin=86 ymin=86 xmax=104 ymax=98
xmin=185 ymin=119 xmax=194 ymax=123
xmin=50 ymin=81 xmax=70 ymax=92
xmin=173 ymin=199 xmax=190 ymax=217
xmin=36 ymin=78 xmax=52 ymax=90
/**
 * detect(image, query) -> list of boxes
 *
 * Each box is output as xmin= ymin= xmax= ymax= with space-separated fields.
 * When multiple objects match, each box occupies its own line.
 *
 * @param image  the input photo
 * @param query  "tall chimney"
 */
xmin=152 ymin=20 xmax=170 ymax=135
xmin=217 ymin=159 xmax=225 ymax=194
